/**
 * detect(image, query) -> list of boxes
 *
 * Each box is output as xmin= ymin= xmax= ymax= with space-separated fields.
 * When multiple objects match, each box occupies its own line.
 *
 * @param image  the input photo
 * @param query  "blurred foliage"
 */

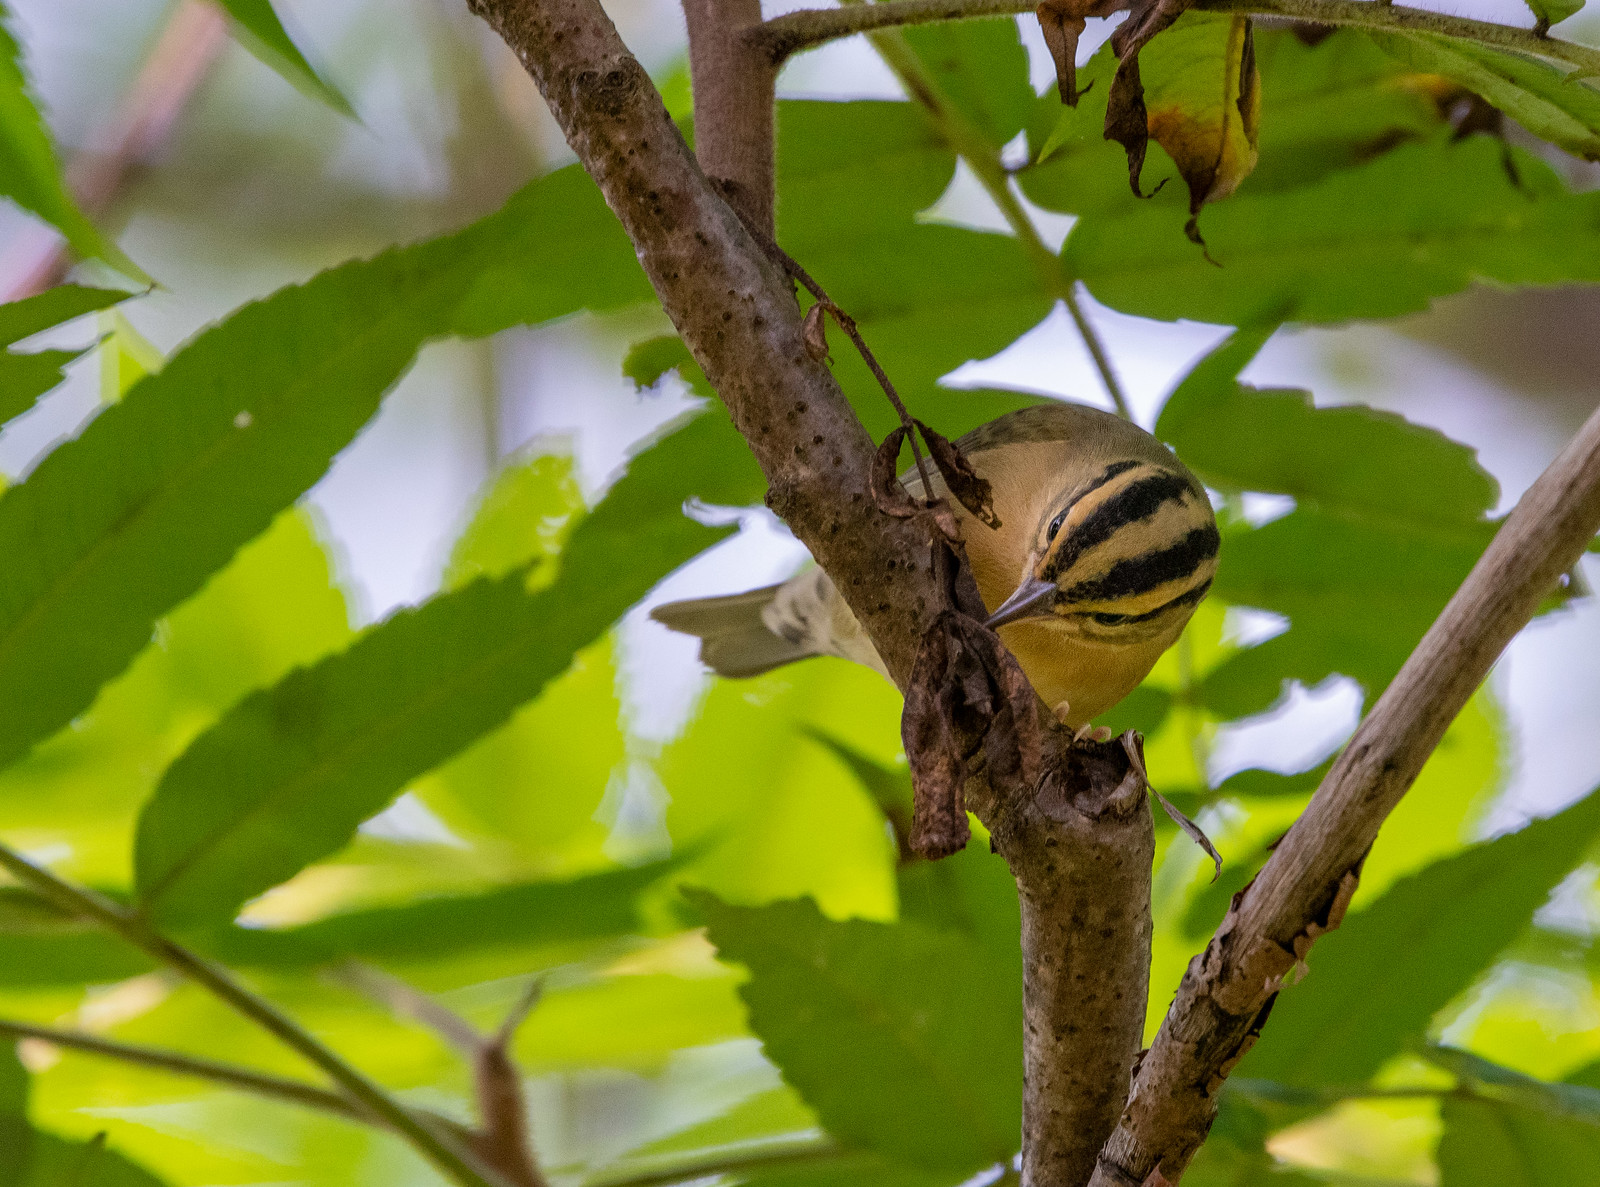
xmin=0 ymin=5 xmax=1596 ymax=1187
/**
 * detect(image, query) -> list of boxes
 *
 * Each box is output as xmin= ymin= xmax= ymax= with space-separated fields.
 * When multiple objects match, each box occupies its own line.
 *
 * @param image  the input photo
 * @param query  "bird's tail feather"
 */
xmin=650 ymin=585 xmax=816 ymax=678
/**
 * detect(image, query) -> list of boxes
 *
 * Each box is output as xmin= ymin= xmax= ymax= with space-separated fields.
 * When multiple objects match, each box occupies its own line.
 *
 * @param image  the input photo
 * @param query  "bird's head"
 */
xmin=984 ymin=457 xmax=1219 ymax=645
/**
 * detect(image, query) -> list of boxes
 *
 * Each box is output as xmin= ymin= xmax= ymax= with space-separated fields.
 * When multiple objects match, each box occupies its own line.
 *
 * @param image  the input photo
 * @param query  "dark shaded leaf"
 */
xmin=692 ymin=889 xmax=1021 ymax=1174
xmin=133 ymin=410 xmax=760 ymax=926
xmin=1239 ymin=787 xmax=1600 ymax=1087
xmin=1369 ymin=32 xmax=1600 ymax=161
xmin=0 ymin=165 xmax=648 ymax=776
xmin=213 ymin=0 xmax=354 ymax=116
xmin=915 ymin=419 xmax=998 ymax=528
xmin=1157 ymin=325 xmax=1498 ymax=526
xmin=0 ymin=1047 xmax=168 ymax=1186
xmin=0 ymin=287 xmax=131 ymax=428
xmin=1036 ymin=0 xmax=1128 ymax=105
xmin=1067 ymin=136 xmax=1600 ymax=324
xmin=622 ymin=333 xmax=692 ymax=391
xmin=1438 ymin=1095 xmax=1600 ymax=1186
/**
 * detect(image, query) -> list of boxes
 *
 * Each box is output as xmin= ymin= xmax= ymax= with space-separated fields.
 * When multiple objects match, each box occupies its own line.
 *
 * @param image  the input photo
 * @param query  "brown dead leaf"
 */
xmin=915 ymin=418 xmax=1000 ymax=529
xmin=801 ymin=301 xmax=830 ymax=361
xmin=870 ymin=426 xmax=920 ymax=519
xmin=1036 ymin=0 xmax=1130 ymax=104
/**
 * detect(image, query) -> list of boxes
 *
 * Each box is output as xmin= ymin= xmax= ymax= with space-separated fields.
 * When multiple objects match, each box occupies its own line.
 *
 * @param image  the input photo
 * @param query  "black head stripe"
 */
xmin=1062 ymin=525 xmax=1221 ymax=605
xmin=1086 ymin=579 xmax=1213 ymax=627
xmin=1044 ymin=470 xmax=1195 ymax=581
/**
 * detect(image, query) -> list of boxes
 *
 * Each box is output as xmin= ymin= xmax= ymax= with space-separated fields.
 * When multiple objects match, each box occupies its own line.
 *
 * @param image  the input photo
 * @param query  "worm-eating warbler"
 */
xmin=652 ymin=403 xmax=1218 ymax=727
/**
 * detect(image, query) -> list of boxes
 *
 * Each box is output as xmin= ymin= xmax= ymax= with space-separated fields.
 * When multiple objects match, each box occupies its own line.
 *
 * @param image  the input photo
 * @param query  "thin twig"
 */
xmin=857 ymin=24 xmax=1134 ymax=418
xmin=724 ymin=198 xmax=938 ymax=496
xmin=579 ymin=1139 xmax=841 ymax=1187
xmin=0 ymin=845 xmax=503 ymax=1187
xmin=754 ymin=0 xmax=1600 ymax=79
xmin=0 ymin=1018 xmax=364 ymax=1121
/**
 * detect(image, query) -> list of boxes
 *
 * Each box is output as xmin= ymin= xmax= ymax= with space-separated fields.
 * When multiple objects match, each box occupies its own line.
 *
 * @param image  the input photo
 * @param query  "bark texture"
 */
xmin=683 ymin=0 xmax=778 ymax=234
xmin=1088 ymin=398 xmax=1600 ymax=1186
xmin=466 ymin=4 xmax=1156 ymax=1182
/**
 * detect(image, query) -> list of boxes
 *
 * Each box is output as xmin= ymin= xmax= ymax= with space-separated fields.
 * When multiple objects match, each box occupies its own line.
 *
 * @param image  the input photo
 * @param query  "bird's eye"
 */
xmin=1046 ymin=511 xmax=1067 ymax=543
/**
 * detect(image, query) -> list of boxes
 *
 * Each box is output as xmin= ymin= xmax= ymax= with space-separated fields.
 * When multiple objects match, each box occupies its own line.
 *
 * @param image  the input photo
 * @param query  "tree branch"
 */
xmin=1089 ymin=399 xmax=1600 ymax=1185
xmin=683 ymin=0 xmax=779 ymax=236
xmin=0 ymin=845 xmax=504 ymax=1187
xmin=752 ymin=0 xmax=1600 ymax=79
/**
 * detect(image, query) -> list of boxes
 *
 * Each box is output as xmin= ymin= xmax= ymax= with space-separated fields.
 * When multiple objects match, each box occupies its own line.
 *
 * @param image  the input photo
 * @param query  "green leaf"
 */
xmin=692 ymin=889 xmax=1020 ymax=1175
xmin=134 ymin=409 xmax=760 ymax=926
xmin=1157 ymin=325 xmax=1500 ymax=715
xmin=622 ymin=333 xmax=693 ymax=391
xmin=1369 ymin=32 xmax=1600 ymax=162
xmin=1427 ymin=1046 xmax=1600 ymax=1124
xmin=1239 ymin=786 xmax=1600 ymax=1087
xmin=443 ymin=449 xmax=583 ymax=589
xmin=776 ymin=100 xmax=1050 ymax=438
xmin=0 ymin=286 xmax=130 ymax=427
xmin=740 ymin=1153 xmax=959 ymax=1186
xmin=903 ymin=19 xmax=1034 ymax=149
xmin=0 ymin=1047 xmax=168 ymax=1187
xmin=212 ymin=0 xmax=355 ymax=117
xmin=1438 ymin=1095 xmax=1600 ymax=1185
xmin=0 ymin=165 xmax=646 ymax=776
xmin=1522 ymin=0 xmax=1585 ymax=30
xmin=206 ymin=857 xmax=681 ymax=967
xmin=0 ymin=9 xmax=141 ymax=279
xmin=1066 ymin=136 xmax=1600 ymax=325
xmin=1157 ymin=325 xmax=1498 ymax=526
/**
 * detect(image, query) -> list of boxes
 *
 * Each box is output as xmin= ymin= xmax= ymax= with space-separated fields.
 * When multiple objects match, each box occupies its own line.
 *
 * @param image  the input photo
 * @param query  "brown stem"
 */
xmin=1089 ymin=399 xmax=1600 ymax=1185
xmin=463 ymin=7 xmax=1154 ymax=1186
xmin=752 ymin=0 xmax=1600 ymax=78
xmin=683 ymin=0 xmax=779 ymax=236
xmin=0 ymin=0 xmax=228 ymax=300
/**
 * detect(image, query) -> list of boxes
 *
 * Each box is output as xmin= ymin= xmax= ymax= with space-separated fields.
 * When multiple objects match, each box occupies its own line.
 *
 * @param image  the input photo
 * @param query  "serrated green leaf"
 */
xmin=1239 ymin=786 xmax=1600 ymax=1087
xmin=0 ymin=164 xmax=646 ymax=777
xmin=1438 ymin=1095 xmax=1600 ymax=1186
xmin=777 ymin=101 xmax=1050 ymax=438
xmin=1158 ymin=325 xmax=1498 ymax=525
xmin=1369 ymin=32 xmax=1600 ymax=161
xmin=213 ymin=0 xmax=355 ymax=117
xmin=0 ymin=286 xmax=130 ymax=428
xmin=0 ymin=9 xmax=141 ymax=280
xmin=134 ymin=409 xmax=760 ymax=926
xmin=692 ymin=889 xmax=1020 ymax=1174
xmin=903 ymin=19 xmax=1034 ymax=148
xmin=1066 ymin=136 xmax=1600 ymax=324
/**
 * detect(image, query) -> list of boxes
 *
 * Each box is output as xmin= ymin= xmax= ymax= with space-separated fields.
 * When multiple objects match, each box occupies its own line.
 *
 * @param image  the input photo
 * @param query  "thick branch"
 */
xmin=753 ymin=0 xmax=1600 ymax=78
xmin=683 ymin=0 xmax=778 ymax=235
xmin=1090 ymin=399 xmax=1600 ymax=1185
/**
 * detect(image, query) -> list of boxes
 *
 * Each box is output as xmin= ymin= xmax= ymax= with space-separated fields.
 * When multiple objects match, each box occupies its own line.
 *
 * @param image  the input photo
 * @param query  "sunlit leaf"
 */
xmin=1521 ymin=0 xmax=1585 ymax=31
xmin=212 ymin=0 xmax=355 ymax=117
xmin=1369 ymin=32 xmax=1600 ymax=162
xmin=1066 ymin=136 xmax=1600 ymax=324
xmin=1240 ymin=786 xmax=1600 ymax=1087
xmin=1138 ymin=12 xmax=1261 ymax=238
xmin=692 ymin=889 xmax=1021 ymax=1174
xmin=0 ymin=7 xmax=141 ymax=280
xmin=0 ymin=1047 xmax=169 ymax=1186
xmin=0 ymin=165 xmax=647 ymax=778
xmin=134 ymin=410 xmax=760 ymax=926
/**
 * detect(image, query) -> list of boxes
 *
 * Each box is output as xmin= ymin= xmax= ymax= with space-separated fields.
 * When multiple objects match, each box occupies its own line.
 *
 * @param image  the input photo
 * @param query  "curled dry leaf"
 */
xmin=915 ymin=418 xmax=1000 ymax=529
xmin=1106 ymin=7 xmax=1261 ymax=245
xmin=1036 ymin=0 xmax=1131 ymax=105
xmin=903 ymin=594 xmax=1043 ymax=858
xmin=801 ymin=301 xmax=830 ymax=361
xmin=870 ymin=425 xmax=920 ymax=519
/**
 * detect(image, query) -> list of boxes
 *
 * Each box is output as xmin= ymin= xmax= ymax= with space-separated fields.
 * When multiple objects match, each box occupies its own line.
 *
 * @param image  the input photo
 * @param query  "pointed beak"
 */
xmin=984 ymin=575 xmax=1058 ymax=630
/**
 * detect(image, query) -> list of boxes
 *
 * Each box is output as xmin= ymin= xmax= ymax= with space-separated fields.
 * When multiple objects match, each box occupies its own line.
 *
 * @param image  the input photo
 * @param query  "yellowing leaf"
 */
xmin=1140 ymin=12 xmax=1261 ymax=241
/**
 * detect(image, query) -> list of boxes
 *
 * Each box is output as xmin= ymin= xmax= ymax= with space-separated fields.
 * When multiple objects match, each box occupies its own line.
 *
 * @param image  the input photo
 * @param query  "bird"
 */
xmin=651 ymin=402 xmax=1219 ymax=728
